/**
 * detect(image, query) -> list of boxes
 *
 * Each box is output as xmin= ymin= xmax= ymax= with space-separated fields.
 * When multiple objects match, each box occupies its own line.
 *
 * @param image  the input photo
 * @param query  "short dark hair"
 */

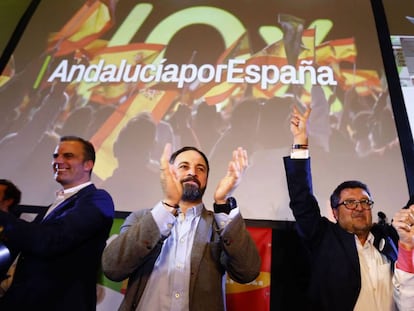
xmin=330 ymin=180 xmax=371 ymax=209
xmin=0 ymin=179 xmax=21 ymax=208
xmin=60 ymin=136 xmax=96 ymax=163
xmin=169 ymin=146 xmax=210 ymax=175
xmin=59 ymin=136 xmax=95 ymax=176
xmin=403 ymin=195 xmax=414 ymax=209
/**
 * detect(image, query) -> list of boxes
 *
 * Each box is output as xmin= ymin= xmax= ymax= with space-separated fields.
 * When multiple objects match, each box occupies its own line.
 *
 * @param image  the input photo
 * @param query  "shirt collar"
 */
xmin=61 ymin=181 xmax=92 ymax=195
xmin=355 ymin=232 xmax=375 ymax=248
xmin=184 ymin=202 xmax=204 ymax=218
xmin=366 ymin=232 xmax=375 ymax=244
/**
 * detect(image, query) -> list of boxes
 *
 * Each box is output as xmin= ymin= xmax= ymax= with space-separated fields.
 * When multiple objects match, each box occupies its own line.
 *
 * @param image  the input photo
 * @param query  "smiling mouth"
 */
xmin=54 ymin=168 xmax=68 ymax=174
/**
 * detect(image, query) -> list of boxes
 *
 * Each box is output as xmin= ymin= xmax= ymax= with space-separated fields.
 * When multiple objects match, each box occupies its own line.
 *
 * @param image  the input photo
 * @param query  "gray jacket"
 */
xmin=102 ymin=206 xmax=261 ymax=311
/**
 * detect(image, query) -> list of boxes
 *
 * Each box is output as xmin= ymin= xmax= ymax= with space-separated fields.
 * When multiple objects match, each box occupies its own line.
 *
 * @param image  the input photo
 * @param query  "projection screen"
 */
xmin=0 ymin=0 xmax=409 ymax=221
xmin=382 ymin=0 xmax=414 ymax=166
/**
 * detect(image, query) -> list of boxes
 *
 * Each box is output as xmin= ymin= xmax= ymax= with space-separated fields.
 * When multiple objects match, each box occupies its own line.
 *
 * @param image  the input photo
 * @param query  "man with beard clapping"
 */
xmin=102 ymin=143 xmax=261 ymax=311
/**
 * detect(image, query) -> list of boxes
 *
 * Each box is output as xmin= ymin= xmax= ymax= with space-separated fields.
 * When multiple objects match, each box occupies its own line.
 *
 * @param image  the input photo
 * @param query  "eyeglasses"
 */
xmin=336 ymin=199 xmax=374 ymax=210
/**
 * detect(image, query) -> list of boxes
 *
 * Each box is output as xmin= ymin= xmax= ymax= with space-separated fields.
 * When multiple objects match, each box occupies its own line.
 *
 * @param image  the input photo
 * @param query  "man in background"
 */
xmin=0 ymin=179 xmax=21 ymax=284
xmin=0 ymin=179 xmax=21 ymax=214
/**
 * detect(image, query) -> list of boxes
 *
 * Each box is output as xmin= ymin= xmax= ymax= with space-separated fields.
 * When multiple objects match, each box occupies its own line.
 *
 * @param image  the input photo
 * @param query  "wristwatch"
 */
xmin=213 ymin=197 xmax=237 ymax=214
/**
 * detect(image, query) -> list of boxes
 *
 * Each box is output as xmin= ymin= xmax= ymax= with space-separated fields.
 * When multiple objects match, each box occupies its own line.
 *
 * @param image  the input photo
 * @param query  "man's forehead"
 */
xmin=54 ymin=140 xmax=82 ymax=151
xmin=174 ymin=150 xmax=207 ymax=166
xmin=340 ymin=187 xmax=370 ymax=198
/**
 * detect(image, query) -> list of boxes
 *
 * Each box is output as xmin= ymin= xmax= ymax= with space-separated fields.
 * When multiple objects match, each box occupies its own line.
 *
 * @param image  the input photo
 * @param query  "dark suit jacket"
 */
xmin=284 ymin=157 xmax=398 ymax=311
xmin=0 ymin=184 xmax=114 ymax=311
xmin=0 ymin=207 xmax=21 ymax=282
xmin=102 ymin=206 xmax=261 ymax=311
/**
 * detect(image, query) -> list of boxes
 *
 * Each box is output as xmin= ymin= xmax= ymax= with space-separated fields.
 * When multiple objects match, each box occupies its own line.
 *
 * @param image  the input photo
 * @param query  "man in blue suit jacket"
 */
xmin=0 ymin=136 xmax=115 ymax=311
xmin=284 ymin=104 xmax=414 ymax=311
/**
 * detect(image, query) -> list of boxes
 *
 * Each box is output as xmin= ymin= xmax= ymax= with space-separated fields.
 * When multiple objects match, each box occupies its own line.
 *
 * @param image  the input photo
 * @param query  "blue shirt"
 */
xmin=136 ymin=201 xmax=238 ymax=311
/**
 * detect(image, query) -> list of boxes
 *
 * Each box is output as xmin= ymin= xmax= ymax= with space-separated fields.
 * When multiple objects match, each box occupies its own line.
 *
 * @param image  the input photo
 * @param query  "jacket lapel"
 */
xmin=334 ymin=224 xmax=361 ymax=275
xmin=189 ymin=207 xmax=214 ymax=297
xmin=371 ymin=224 xmax=398 ymax=264
xmin=42 ymin=184 xmax=95 ymax=222
xmin=42 ymin=194 xmax=76 ymax=222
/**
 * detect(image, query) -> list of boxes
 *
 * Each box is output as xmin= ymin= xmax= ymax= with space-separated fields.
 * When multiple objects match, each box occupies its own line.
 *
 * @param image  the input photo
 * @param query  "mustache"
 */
xmin=181 ymin=176 xmax=201 ymax=187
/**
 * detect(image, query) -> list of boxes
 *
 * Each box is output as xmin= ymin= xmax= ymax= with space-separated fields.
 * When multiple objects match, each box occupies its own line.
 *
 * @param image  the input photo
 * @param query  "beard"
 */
xmin=181 ymin=182 xmax=205 ymax=202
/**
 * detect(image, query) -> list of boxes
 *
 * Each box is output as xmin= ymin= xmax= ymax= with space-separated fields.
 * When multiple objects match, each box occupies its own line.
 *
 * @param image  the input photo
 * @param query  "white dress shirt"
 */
xmin=44 ymin=181 xmax=92 ymax=218
xmin=354 ymin=233 xmax=395 ymax=311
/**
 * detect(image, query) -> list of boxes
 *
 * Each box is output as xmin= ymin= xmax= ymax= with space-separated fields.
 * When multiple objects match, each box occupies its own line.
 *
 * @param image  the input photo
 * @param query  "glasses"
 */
xmin=337 ymin=199 xmax=374 ymax=210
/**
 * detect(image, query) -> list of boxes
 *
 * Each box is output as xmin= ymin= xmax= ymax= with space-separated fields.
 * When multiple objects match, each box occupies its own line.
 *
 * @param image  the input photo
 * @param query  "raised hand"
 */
xmin=290 ymin=104 xmax=311 ymax=145
xmin=214 ymin=147 xmax=248 ymax=203
xmin=159 ymin=143 xmax=182 ymax=208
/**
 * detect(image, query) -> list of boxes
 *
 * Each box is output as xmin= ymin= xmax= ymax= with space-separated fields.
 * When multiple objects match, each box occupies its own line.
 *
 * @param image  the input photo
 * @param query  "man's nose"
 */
xmin=52 ymin=156 xmax=63 ymax=166
xmin=186 ymin=168 xmax=196 ymax=176
xmin=354 ymin=202 xmax=364 ymax=211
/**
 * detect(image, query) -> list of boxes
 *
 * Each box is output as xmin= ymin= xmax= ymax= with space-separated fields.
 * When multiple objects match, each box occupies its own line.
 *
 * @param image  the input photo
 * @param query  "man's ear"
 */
xmin=332 ymin=208 xmax=339 ymax=221
xmin=0 ymin=198 xmax=13 ymax=212
xmin=83 ymin=160 xmax=94 ymax=172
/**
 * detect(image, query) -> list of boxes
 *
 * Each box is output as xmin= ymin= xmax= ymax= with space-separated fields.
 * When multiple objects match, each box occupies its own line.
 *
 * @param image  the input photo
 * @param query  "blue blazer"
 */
xmin=284 ymin=157 xmax=398 ymax=311
xmin=0 ymin=184 xmax=114 ymax=311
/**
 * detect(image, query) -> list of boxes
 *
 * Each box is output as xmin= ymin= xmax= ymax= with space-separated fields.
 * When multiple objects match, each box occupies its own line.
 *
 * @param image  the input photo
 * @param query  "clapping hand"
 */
xmin=214 ymin=147 xmax=248 ymax=203
xmin=159 ymin=143 xmax=182 ymax=208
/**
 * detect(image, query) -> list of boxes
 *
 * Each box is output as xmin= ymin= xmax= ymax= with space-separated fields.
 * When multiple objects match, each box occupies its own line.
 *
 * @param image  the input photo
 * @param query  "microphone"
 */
xmin=0 ymin=243 xmax=11 ymax=281
xmin=377 ymin=211 xmax=387 ymax=225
